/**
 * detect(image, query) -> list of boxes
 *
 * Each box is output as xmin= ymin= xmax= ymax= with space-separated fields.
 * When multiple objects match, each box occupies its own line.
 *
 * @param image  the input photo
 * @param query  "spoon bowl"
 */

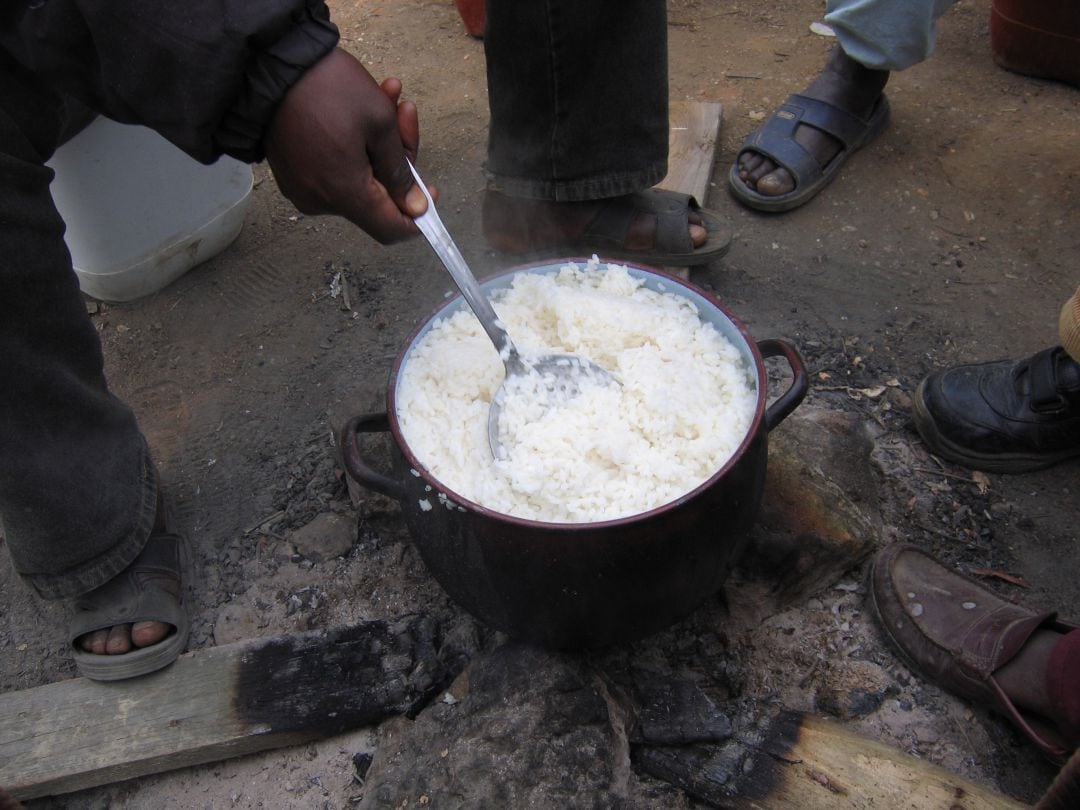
xmin=406 ymin=160 xmax=617 ymax=458
xmin=486 ymin=350 xmax=619 ymax=460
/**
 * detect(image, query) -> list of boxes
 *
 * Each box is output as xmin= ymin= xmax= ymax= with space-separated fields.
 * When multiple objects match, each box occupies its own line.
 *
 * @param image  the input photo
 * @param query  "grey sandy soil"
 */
xmin=2 ymin=1 xmax=1077 ymax=807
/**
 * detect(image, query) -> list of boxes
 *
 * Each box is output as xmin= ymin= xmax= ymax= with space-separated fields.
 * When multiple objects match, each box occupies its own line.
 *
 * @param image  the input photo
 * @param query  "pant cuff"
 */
xmin=21 ymin=440 xmax=158 ymax=600
xmin=485 ymin=164 xmax=668 ymax=203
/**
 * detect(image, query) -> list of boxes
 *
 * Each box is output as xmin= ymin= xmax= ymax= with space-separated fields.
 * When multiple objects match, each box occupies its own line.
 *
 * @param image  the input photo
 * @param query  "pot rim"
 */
xmin=387 ymin=256 xmax=769 ymax=530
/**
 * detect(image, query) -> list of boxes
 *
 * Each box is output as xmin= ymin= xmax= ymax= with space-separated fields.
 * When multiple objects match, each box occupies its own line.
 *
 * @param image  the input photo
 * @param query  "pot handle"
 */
xmin=758 ymin=338 xmax=808 ymax=432
xmin=338 ymin=413 xmax=407 ymax=501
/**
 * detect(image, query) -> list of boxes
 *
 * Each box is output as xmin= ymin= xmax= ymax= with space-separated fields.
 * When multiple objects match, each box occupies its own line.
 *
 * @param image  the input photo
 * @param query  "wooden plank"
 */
xmin=658 ymin=101 xmax=723 ymax=280
xmin=741 ymin=433 xmax=878 ymax=613
xmin=635 ymin=710 xmax=1029 ymax=809
xmin=0 ymin=618 xmax=459 ymax=801
xmin=659 ymin=101 xmax=723 ymax=204
xmin=751 ymin=713 xmax=1029 ymax=809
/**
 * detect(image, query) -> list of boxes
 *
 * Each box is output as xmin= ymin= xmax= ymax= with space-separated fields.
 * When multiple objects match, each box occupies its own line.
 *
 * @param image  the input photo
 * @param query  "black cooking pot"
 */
xmin=339 ymin=259 xmax=807 ymax=648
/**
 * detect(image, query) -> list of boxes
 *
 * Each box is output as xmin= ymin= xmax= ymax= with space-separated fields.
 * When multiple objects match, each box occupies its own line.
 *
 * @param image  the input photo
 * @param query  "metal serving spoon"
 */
xmin=406 ymin=159 xmax=617 ymax=459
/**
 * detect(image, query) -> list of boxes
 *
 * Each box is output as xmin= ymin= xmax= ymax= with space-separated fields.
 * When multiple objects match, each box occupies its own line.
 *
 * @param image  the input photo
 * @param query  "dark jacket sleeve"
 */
xmin=0 ymin=1 xmax=340 ymax=163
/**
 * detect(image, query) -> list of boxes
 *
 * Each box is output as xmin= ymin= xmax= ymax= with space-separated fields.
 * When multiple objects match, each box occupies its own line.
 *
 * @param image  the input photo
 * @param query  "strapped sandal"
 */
xmin=576 ymin=189 xmax=732 ymax=266
xmin=492 ymin=189 xmax=732 ymax=267
xmin=728 ymin=92 xmax=890 ymax=213
xmin=69 ymin=526 xmax=189 ymax=682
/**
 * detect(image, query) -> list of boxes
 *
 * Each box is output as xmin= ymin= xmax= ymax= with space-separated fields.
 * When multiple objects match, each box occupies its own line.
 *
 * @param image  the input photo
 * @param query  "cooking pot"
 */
xmin=339 ymin=259 xmax=807 ymax=648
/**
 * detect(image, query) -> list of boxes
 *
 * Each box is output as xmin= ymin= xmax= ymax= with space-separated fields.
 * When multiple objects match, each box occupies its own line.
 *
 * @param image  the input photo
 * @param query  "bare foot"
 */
xmin=481 ymin=190 xmax=707 ymax=254
xmin=735 ymin=47 xmax=889 ymax=198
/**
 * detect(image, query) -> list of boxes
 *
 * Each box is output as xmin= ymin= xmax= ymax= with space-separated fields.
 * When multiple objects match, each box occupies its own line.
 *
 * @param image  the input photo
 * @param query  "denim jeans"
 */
xmin=825 ymin=0 xmax=957 ymax=72
xmin=483 ymin=0 xmax=669 ymax=201
xmin=0 ymin=58 xmax=157 ymax=600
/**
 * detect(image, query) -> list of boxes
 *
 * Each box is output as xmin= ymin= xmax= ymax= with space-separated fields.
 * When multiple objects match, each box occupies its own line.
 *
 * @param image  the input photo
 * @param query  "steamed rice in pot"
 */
xmin=396 ymin=259 xmax=757 ymax=523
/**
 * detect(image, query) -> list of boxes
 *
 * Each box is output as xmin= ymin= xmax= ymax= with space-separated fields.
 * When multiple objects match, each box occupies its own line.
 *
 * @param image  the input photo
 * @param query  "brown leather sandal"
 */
xmin=483 ymin=188 xmax=733 ymax=267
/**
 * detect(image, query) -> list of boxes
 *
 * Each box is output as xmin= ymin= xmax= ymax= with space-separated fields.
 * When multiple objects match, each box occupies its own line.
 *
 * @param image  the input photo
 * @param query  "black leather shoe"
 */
xmin=912 ymin=346 xmax=1080 ymax=472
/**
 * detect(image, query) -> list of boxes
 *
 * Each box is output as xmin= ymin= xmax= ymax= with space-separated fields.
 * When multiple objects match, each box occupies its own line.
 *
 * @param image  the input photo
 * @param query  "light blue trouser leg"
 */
xmin=825 ymin=0 xmax=958 ymax=71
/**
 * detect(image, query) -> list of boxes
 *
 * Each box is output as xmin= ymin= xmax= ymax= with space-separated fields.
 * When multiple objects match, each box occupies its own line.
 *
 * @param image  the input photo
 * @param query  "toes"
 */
xmin=78 ymin=621 xmax=172 ymax=655
xmin=738 ymin=152 xmax=765 ymax=177
xmin=106 ymin=623 xmax=133 ymax=655
xmin=79 ymin=628 xmax=110 ymax=654
xmin=132 ymin=620 xmax=172 ymax=648
xmin=746 ymin=160 xmax=776 ymax=185
xmin=687 ymin=210 xmax=707 ymax=248
xmin=756 ymin=168 xmax=796 ymax=197
xmin=738 ymin=152 xmax=786 ymax=193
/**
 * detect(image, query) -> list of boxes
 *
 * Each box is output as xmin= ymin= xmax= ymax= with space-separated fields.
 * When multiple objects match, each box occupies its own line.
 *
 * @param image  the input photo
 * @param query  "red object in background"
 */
xmin=990 ymin=0 xmax=1080 ymax=87
xmin=454 ymin=0 xmax=486 ymax=38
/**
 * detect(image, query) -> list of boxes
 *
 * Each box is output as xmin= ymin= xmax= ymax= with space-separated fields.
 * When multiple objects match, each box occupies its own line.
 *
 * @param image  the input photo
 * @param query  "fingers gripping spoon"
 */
xmin=406 ymin=159 xmax=617 ymax=459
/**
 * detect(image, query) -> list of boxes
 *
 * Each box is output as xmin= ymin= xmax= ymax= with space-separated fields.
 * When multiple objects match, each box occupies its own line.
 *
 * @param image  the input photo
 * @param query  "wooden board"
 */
xmin=658 ymin=101 xmax=723 ymax=281
xmin=659 ymin=100 xmax=724 ymax=205
xmin=635 ymin=710 xmax=1029 ymax=810
xmin=0 ymin=619 xmax=459 ymax=801
xmin=5 ymin=626 xmax=1031 ymax=808
xmin=749 ymin=713 xmax=1029 ymax=810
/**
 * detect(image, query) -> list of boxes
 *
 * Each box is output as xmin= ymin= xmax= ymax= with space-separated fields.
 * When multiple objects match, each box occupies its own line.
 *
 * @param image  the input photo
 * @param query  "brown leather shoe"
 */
xmin=870 ymin=542 xmax=1077 ymax=763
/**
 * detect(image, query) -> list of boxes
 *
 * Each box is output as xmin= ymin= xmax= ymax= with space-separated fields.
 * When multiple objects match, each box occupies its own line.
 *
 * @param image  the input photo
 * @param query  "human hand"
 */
xmin=264 ymin=48 xmax=431 ymax=244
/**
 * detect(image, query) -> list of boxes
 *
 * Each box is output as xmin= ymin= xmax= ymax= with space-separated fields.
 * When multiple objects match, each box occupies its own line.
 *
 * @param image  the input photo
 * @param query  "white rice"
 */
xmin=395 ymin=258 xmax=758 ymax=523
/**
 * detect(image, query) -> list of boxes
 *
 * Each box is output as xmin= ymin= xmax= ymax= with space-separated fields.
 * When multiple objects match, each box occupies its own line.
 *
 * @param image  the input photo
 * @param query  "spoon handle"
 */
xmin=406 ymin=159 xmax=515 ymax=358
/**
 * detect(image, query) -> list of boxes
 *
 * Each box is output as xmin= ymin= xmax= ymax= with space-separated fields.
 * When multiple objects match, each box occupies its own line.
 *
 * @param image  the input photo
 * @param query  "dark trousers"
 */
xmin=0 ymin=56 xmax=156 ymax=600
xmin=484 ymin=0 xmax=669 ymax=201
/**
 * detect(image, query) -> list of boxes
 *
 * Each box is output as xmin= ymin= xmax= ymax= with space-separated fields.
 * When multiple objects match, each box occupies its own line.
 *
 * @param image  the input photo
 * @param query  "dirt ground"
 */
xmin=3 ymin=0 xmax=1078 ymax=807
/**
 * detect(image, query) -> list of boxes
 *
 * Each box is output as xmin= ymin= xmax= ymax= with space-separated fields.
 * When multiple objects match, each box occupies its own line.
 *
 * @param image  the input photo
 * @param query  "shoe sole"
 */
xmin=866 ymin=546 xmax=921 ymax=675
xmin=74 ymin=620 xmax=189 ymax=681
xmin=911 ymin=379 xmax=1080 ymax=474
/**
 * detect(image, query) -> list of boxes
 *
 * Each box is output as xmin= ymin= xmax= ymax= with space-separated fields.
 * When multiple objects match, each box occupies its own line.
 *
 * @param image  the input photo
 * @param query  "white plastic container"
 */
xmin=47 ymin=116 xmax=254 ymax=302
